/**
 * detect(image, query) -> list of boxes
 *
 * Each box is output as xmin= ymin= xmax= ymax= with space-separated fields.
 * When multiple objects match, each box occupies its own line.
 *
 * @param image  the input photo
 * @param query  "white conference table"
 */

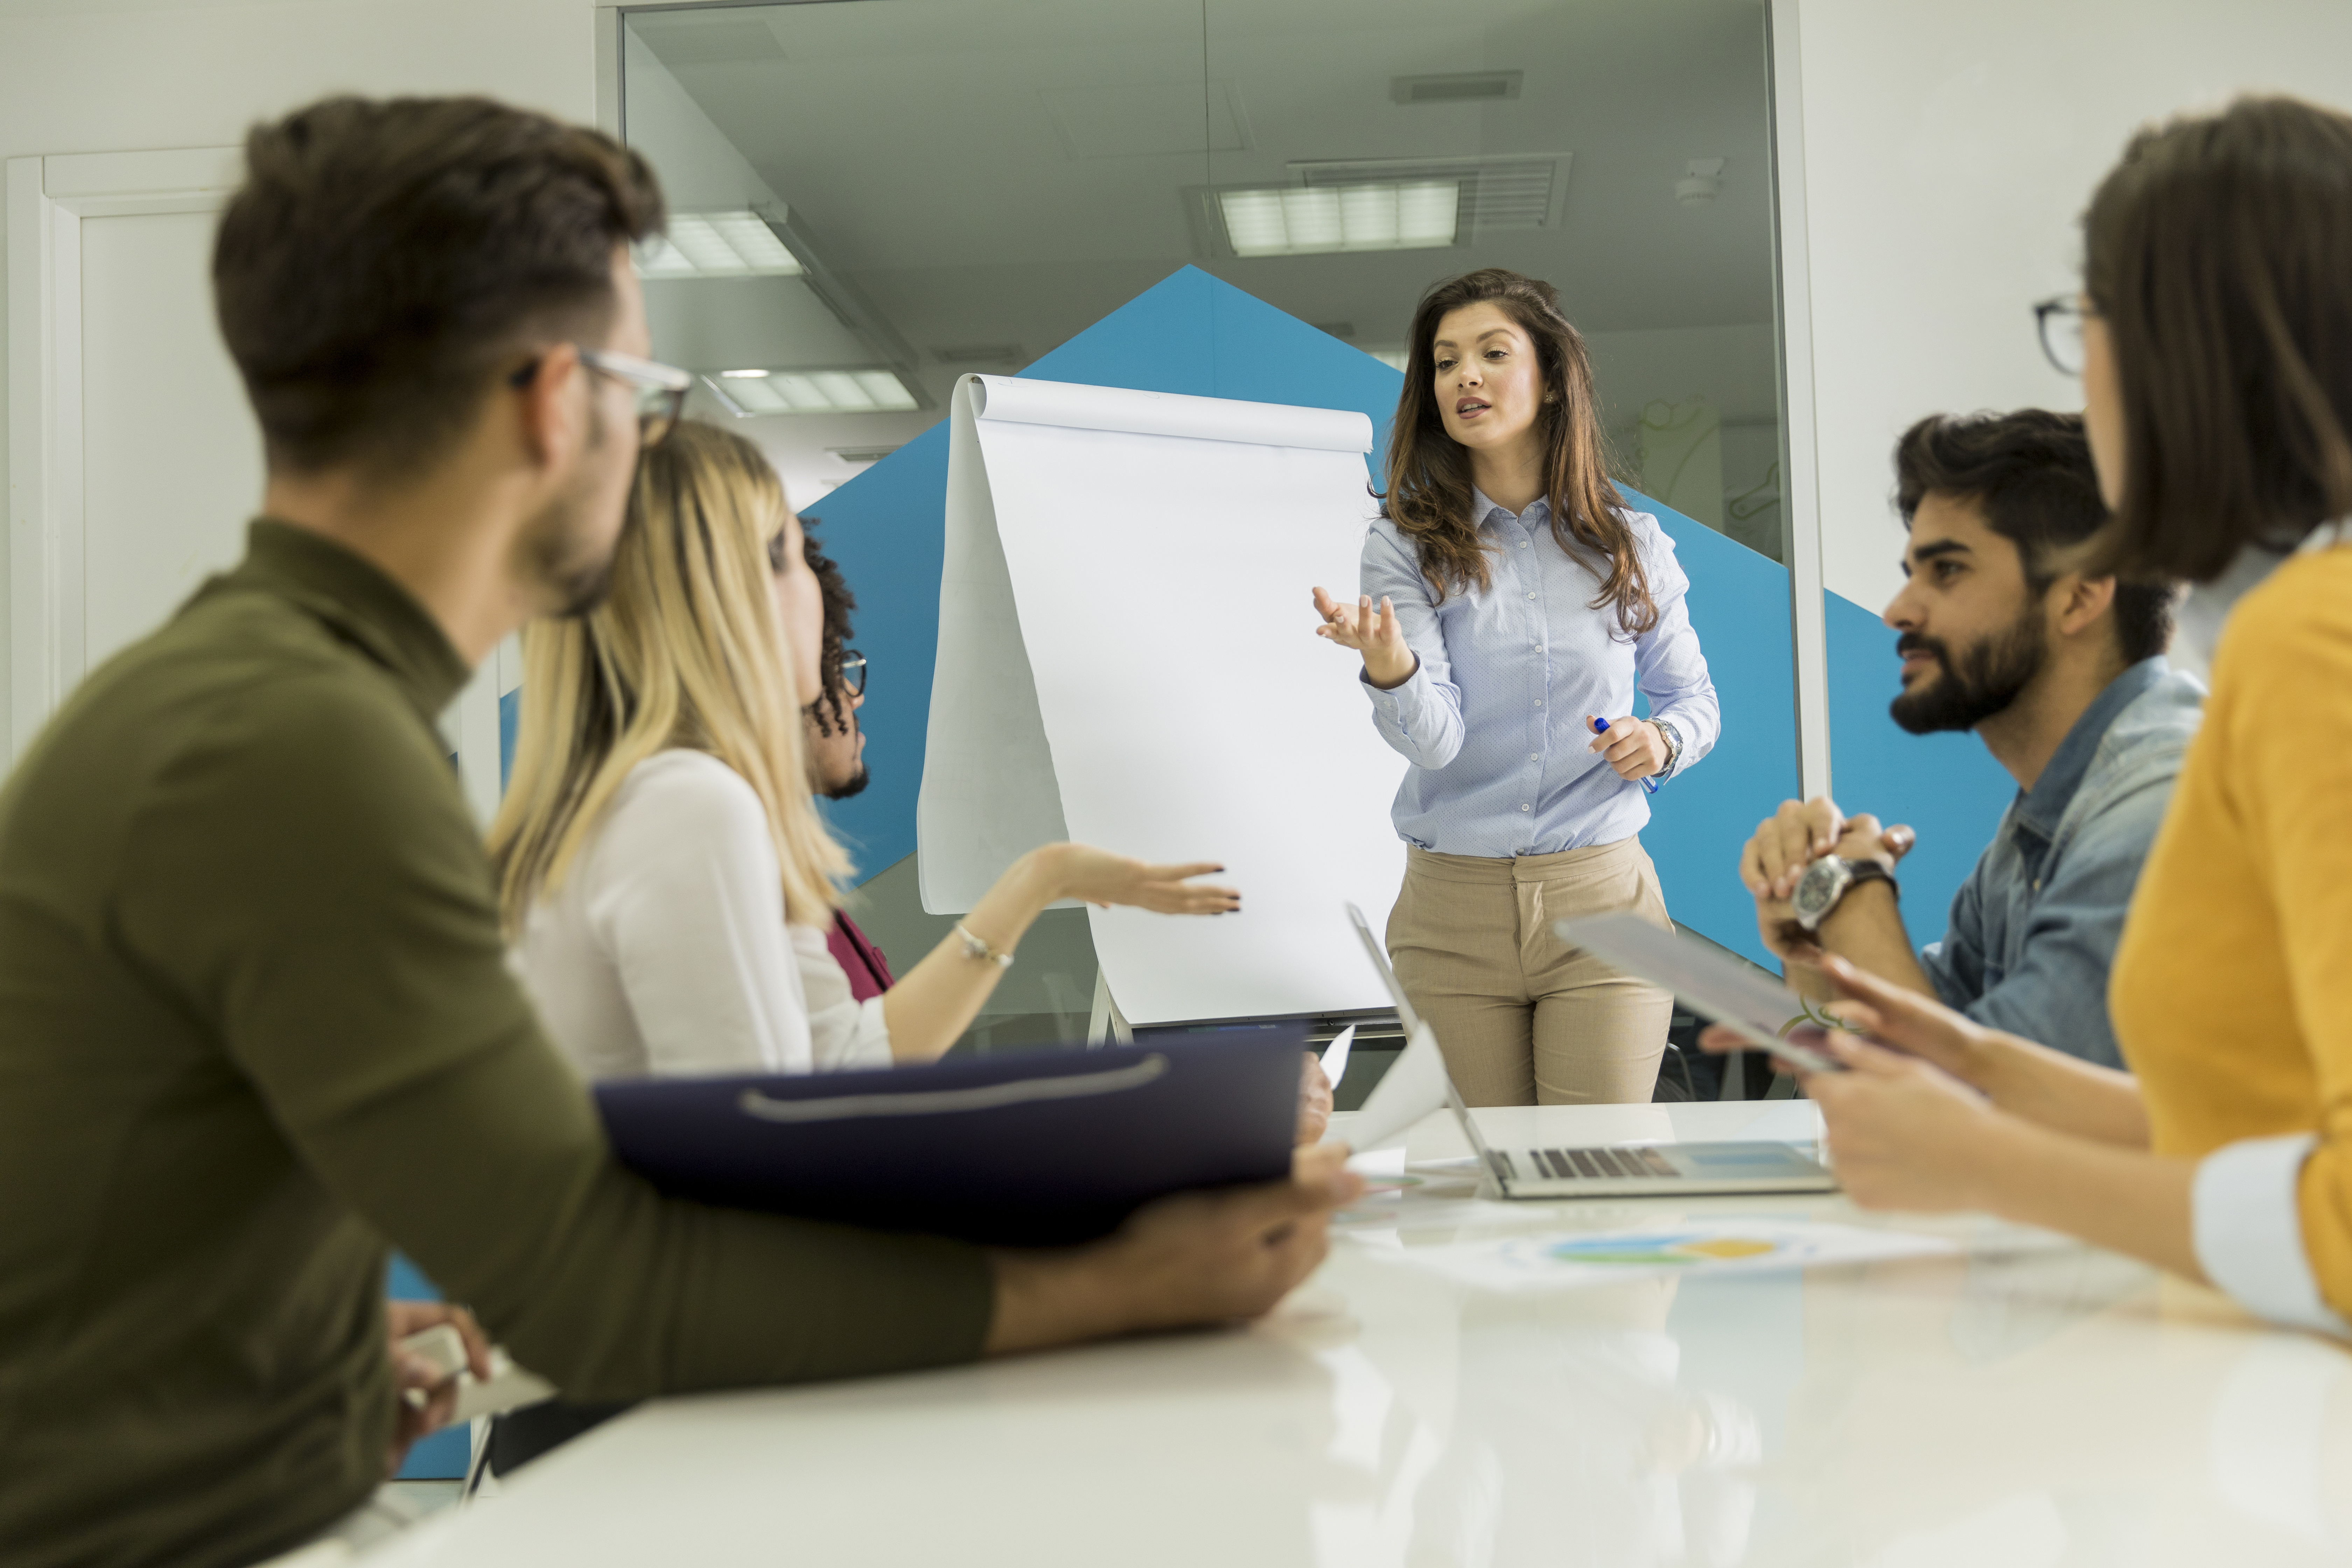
xmin=370 ymin=1101 xmax=2352 ymax=1567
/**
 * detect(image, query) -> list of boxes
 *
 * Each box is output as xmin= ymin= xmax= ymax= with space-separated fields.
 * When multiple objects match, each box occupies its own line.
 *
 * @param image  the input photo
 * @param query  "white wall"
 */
xmin=1788 ymin=0 xmax=2352 ymax=614
xmin=0 ymin=0 xmax=621 ymax=752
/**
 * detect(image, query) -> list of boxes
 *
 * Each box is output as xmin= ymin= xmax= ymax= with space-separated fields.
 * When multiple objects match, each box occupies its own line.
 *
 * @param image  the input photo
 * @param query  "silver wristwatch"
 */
xmin=1653 ymin=718 xmax=1684 ymax=778
xmin=1790 ymin=856 xmax=1897 ymax=932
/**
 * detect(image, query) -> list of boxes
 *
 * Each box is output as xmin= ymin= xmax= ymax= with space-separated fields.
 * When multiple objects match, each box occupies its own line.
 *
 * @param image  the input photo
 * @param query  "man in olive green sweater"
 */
xmin=0 ymin=96 xmax=1354 ymax=1568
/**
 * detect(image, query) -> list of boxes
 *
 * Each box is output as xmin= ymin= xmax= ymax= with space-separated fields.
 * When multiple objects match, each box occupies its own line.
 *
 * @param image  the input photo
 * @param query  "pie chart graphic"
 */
xmin=1541 ymin=1232 xmax=1783 ymax=1267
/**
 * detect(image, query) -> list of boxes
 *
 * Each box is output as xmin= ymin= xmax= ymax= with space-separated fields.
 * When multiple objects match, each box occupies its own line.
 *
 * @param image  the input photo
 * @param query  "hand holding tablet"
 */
xmin=1549 ymin=913 xmax=1850 ymax=1075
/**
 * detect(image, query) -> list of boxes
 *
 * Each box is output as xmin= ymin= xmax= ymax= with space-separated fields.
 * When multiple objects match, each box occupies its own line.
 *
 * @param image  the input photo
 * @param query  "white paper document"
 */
xmin=1318 ymin=1024 xmax=1356 ymax=1094
xmin=1363 ymin=1218 xmax=1958 ymax=1292
xmin=1335 ymin=1021 xmax=1450 ymax=1151
xmin=921 ymin=374 xmax=1410 ymax=1024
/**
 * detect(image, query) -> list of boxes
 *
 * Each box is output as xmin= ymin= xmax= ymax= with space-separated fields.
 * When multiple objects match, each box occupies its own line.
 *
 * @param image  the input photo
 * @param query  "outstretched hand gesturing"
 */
xmin=1310 ymin=586 xmax=1416 ymax=690
xmin=1037 ymin=844 xmax=1241 ymax=915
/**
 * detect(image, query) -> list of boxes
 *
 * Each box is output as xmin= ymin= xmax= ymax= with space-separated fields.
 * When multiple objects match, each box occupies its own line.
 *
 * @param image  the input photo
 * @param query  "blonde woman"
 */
xmin=491 ymin=421 xmax=1240 ymax=1079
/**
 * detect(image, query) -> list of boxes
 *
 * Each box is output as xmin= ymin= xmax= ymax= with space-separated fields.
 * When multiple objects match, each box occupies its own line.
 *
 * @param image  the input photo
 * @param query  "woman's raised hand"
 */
xmin=1310 ymin=586 xmax=1416 ymax=690
xmin=1033 ymin=844 xmax=1241 ymax=915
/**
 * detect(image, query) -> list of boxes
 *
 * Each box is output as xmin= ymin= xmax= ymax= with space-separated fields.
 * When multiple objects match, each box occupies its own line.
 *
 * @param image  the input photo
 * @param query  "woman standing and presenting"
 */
xmin=1314 ymin=268 xmax=1720 ymax=1106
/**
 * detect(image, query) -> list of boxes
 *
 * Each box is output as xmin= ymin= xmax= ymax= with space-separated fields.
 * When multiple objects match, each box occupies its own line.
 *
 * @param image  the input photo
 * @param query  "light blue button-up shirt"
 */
xmin=1358 ymin=490 xmax=1720 ymax=856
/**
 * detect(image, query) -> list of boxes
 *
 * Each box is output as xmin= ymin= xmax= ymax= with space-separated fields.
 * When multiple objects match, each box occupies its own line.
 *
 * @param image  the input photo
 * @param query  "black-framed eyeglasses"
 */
xmin=2033 ymin=295 xmax=2095 ymax=378
xmin=510 ymin=345 xmax=692 ymax=447
xmin=836 ymin=650 xmax=866 ymax=699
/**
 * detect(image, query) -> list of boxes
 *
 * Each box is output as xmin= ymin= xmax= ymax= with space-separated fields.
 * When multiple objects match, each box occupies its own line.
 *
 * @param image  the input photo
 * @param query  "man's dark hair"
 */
xmin=214 ymin=95 xmax=666 ymax=478
xmin=802 ymin=518 xmax=857 ymax=737
xmin=2085 ymin=96 xmax=2352 ymax=583
xmin=1895 ymin=410 xmax=2174 ymax=662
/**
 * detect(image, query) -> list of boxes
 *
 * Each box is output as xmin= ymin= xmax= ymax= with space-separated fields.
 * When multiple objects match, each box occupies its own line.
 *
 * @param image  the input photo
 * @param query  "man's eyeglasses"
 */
xmin=835 ymin=650 xmax=866 ymax=699
xmin=510 ymin=346 xmax=692 ymax=447
xmin=2033 ymin=295 xmax=2095 ymax=378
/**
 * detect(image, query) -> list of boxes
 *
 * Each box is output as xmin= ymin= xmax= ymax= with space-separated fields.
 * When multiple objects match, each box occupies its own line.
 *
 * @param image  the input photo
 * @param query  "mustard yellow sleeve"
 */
xmin=2207 ymin=562 xmax=2352 ymax=1324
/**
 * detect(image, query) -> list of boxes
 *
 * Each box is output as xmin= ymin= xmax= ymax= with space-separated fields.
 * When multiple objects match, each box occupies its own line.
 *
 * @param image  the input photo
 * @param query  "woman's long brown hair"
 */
xmin=1382 ymin=268 xmax=1654 ymax=635
xmin=2084 ymin=95 xmax=2352 ymax=583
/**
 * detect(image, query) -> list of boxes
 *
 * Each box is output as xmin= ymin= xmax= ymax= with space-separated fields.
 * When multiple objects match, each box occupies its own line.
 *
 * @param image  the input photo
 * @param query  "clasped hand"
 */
xmin=1739 ymin=795 xmax=1917 ymax=960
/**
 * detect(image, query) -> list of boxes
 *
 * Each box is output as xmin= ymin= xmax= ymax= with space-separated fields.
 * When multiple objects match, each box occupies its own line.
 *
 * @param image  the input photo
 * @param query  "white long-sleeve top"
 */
xmin=513 ymin=748 xmax=892 ymax=1080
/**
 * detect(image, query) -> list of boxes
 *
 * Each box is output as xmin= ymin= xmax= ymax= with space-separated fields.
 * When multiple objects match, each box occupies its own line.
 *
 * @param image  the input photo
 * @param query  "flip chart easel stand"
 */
xmin=1085 ymin=971 xmax=1133 ymax=1047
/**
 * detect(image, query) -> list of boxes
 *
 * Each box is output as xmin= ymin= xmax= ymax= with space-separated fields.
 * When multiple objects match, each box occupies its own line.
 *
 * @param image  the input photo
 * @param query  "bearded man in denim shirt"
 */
xmin=1739 ymin=410 xmax=2199 ymax=1069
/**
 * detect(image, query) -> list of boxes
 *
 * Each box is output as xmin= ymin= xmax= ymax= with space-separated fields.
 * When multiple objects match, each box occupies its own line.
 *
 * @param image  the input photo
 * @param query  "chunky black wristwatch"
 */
xmin=1790 ymin=856 xmax=1897 ymax=932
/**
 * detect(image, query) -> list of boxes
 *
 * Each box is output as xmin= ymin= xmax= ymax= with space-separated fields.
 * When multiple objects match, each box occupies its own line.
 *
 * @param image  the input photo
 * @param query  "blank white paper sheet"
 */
xmin=919 ymin=374 xmax=1409 ymax=1025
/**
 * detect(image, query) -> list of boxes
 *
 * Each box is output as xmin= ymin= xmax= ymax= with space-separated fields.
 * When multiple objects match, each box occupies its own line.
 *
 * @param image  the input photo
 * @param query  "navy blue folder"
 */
xmin=595 ymin=1034 xmax=1302 ymax=1246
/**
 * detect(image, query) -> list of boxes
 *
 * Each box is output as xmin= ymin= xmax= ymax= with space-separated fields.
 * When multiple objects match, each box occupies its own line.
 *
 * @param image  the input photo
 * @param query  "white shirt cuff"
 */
xmin=2193 ymin=1134 xmax=2351 ymax=1335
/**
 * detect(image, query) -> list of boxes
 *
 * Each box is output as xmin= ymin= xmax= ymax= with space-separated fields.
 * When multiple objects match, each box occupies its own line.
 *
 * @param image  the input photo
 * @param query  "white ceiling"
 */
xmin=626 ymin=0 xmax=1780 ymax=502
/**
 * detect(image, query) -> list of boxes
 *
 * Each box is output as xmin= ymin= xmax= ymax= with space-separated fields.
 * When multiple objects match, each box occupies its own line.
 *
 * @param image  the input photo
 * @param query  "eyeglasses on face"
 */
xmin=509 ymin=345 xmax=692 ymax=447
xmin=2033 ymin=295 xmax=2095 ymax=378
xmin=835 ymin=650 xmax=866 ymax=699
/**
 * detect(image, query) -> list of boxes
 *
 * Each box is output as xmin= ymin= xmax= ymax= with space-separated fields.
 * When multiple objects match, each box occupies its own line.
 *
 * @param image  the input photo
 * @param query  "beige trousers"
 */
xmin=1386 ymin=838 xmax=1675 ymax=1107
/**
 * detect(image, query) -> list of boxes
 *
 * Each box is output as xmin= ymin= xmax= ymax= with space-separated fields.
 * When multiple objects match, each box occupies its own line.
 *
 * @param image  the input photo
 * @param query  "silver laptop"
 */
xmin=1345 ymin=904 xmax=1837 ymax=1197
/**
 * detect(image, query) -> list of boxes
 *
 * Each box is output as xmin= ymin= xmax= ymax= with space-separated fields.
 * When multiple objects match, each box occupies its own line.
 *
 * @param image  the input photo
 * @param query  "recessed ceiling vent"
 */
xmin=1390 ymin=71 xmax=1522 ymax=105
xmin=1292 ymin=153 xmax=1572 ymax=233
xmin=829 ymin=446 xmax=902 ymax=466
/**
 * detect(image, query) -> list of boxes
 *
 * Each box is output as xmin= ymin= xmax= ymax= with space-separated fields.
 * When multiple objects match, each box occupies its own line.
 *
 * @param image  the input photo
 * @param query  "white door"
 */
xmin=77 ymin=205 xmax=264 ymax=672
xmin=6 ymin=147 xmax=503 ymax=821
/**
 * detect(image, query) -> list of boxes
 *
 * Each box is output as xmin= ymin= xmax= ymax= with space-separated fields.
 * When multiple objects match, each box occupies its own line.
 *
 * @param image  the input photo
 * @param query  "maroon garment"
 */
xmin=827 ymin=910 xmax=895 ymax=1001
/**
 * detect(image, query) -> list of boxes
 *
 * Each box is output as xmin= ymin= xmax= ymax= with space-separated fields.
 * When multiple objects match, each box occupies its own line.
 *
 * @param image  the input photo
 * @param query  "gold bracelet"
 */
xmin=954 ymin=922 xmax=1015 ymax=969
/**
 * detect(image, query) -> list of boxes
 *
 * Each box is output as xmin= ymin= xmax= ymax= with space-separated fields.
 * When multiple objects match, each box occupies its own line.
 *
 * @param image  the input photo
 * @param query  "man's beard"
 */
xmin=522 ymin=502 xmax=621 ymax=620
xmin=821 ymin=763 xmax=870 ymax=801
xmin=519 ymin=402 xmax=625 ymax=619
xmin=1888 ymin=606 xmax=2047 ymax=735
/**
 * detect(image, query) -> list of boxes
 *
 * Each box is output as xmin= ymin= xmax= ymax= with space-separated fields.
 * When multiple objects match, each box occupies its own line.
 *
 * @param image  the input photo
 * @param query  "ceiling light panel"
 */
xmin=1217 ymin=180 xmax=1459 ymax=258
xmin=637 ymin=211 xmax=803 ymax=279
xmin=1292 ymin=154 xmax=1574 ymax=234
xmin=702 ymin=368 xmax=920 ymax=416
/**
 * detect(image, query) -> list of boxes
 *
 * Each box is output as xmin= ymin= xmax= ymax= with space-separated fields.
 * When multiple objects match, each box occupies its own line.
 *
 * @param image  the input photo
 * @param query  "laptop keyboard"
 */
xmin=1509 ymin=1144 xmax=1680 ymax=1181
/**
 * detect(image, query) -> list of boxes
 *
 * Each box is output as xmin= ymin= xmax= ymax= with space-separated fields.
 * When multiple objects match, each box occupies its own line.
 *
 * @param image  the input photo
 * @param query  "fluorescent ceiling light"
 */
xmin=636 ymin=211 xmax=803 ymax=279
xmin=1218 ymin=181 xmax=1458 ymax=258
xmin=702 ymin=368 xmax=920 ymax=416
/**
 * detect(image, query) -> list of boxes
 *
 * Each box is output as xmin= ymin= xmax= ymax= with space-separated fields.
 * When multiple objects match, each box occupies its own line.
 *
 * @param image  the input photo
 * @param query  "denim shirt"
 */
xmin=1918 ymin=657 xmax=2205 ymax=1068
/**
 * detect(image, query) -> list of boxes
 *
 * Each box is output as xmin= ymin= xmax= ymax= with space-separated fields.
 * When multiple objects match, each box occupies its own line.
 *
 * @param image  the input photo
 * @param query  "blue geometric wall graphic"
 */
xmin=1632 ymin=497 xmax=1799 ymax=966
xmin=1823 ymin=590 xmax=2016 ymax=953
xmin=811 ymin=265 xmax=1802 ymax=967
xmin=499 ymin=686 xmax=520 ymax=790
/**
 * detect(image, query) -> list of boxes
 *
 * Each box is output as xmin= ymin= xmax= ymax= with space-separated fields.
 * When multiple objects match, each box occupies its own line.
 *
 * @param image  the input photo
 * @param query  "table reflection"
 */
xmin=1301 ymin=1152 xmax=2352 ymax=1568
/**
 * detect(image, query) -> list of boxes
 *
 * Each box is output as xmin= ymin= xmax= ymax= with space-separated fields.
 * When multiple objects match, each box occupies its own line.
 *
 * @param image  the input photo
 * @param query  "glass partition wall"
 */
xmin=621 ymin=0 xmax=1785 ymax=1056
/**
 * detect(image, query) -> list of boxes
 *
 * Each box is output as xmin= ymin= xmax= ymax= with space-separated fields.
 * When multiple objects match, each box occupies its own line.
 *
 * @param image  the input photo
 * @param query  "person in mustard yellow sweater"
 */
xmin=1704 ymin=94 xmax=2352 ymax=1335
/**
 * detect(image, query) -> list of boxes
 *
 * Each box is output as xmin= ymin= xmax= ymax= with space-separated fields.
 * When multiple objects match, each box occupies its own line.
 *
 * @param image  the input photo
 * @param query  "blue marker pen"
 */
xmin=1591 ymin=716 xmax=1660 ymax=795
